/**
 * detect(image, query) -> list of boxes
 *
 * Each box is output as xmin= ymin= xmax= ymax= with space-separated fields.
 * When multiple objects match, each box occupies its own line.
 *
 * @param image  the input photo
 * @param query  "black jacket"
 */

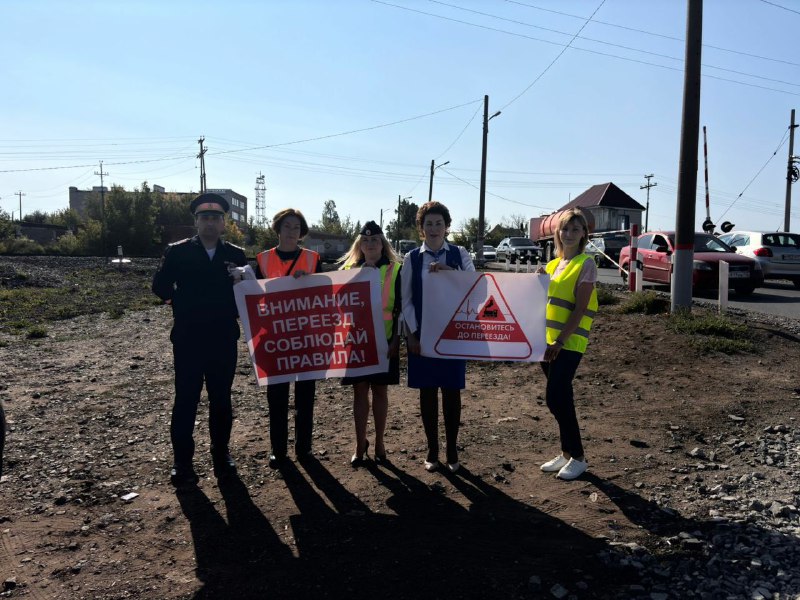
xmin=152 ymin=236 xmax=247 ymax=327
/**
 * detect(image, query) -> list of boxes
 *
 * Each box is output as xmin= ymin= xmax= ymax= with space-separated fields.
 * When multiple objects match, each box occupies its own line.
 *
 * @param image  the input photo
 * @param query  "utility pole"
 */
xmin=397 ymin=194 xmax=401 ymax=250
xmin=395 ymin=194 xmax=413 ymax=249
xmin=255 ymin=172 xmax=266 ymax=227
xmin=477 ymin=94 xmax=501 ymax=264
xmin=672 ymin=0 xmax=703 ymax=312
xmin=95 ymin=161 xmax=109 ymax=259
xmin=16 ymin=191 xmax=25 ymax=222
xmin=428 ymin=160 xmax=449 ymax=203
xmin=197 ymin=136 xmax=207 ymax=193
xmin=785 ymin=109 xmax=798 ymax=232
xmin=640 ymin=174 xmax=657 ymax=232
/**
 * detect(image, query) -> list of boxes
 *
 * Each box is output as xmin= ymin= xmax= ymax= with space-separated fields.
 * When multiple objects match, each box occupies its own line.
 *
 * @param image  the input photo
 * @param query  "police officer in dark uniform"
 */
xmin=152 ymin=193 xmax=248 ymax=486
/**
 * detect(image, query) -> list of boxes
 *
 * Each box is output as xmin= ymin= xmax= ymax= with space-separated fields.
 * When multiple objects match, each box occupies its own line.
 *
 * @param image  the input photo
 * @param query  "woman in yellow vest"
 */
xmin=537 ymin=208 xmax=598 ymax=480
xmin=255 ymin=208 xmax=322 ymax=468
xmin=338 ymin=221 xmax=402 ymax=466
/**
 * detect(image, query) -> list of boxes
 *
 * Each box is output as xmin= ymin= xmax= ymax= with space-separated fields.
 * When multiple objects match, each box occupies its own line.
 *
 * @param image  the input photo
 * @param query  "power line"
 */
xmin=209 ymin=99 xmax=482 ymax=157
xmin=372 ymin=0 xmax=800 ymax=97
xmin=431 ymin=0 xmax=800 ymax=89
xmin=758 ymin=0 xmax=800 ymax=17
xmin=501 ymin=0 xmax=606 ymax=110
xmin=718 ymin=129 xmax=790 ymax=220
xmin=503 ymin=0 xmax=800 ymax=67
xmin=440 ymin=167 xmax=554 ymax=210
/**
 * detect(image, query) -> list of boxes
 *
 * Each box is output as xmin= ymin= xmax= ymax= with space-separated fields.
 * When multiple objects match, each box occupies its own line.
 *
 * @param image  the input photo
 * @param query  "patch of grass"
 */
xmin=596 ymin=286 xmax=618 ymax=306
xmin=667 ymin=312 xmax=756 ymax=355
xmin=0 ymin=266 xmax=156 ymax=332
xmin=616 ymin=291 xmax=670 ymax=314
xmin=26 ymin=325 xmax=48 ymax=339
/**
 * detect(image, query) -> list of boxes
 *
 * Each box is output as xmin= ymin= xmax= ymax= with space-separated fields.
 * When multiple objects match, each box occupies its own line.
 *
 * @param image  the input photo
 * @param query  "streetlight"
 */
xmin=394 ymin=195 xmax=413 ymax=249
xmin=476 ymin=94 xmax=501 ymax=265
xmin=428 ymin=160 xmax=450 ymax=202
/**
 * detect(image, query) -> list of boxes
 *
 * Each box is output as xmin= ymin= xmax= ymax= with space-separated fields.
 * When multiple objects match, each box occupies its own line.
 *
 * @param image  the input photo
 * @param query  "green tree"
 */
xmin=75 ymin=220 xmax=104 ymax=255
xmin=26 ymin=210 xmax=49 ymax=224
xmin=49 ymin=208 xmax=82 ymax=232
xmin=223 ymin=218 xmax=245 ymax=246
xmin=0 ymin=209 xmax=15 ymax=240
xmin=104 ymin=185 xmax=133 ymax=254
xmin=387 ymin=199 xmax=420 ymax=242
xmin=130 ymin=182 xmax=158 ymax=254
xmin=452 ymin=217 xmax=490 ymax=249
xmin=318 ymin=199 xmax=342 ymax=233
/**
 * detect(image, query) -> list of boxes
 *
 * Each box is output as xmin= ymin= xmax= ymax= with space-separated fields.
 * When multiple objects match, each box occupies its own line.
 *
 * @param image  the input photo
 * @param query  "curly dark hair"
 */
xmin=416 ymin=201 xmax=452 ymax=232
xmin=271 ymin=208 xmax=309 ymax=237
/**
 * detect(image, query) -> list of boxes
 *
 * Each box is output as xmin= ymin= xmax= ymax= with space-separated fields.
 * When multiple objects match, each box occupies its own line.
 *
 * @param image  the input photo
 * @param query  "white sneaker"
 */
xmin=446 ymin=461 xmax=460 ymax=473
xmin=540 ymin=454 xmax=568 ymax=472
xmin=557 ymin=458 xmax=588 ymax=480
xmin=424 ymin=460 xmax=439 ymax=472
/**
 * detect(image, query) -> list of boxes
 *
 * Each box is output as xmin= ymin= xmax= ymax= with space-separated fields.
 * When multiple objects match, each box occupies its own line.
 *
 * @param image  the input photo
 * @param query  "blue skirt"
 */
xmin=407 ymin=353 xmax=466 ymax=390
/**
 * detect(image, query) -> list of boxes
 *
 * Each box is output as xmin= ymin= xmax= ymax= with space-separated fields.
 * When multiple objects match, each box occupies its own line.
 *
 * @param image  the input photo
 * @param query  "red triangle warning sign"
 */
xmin=435 ymin=274 xmax=532 ymax=359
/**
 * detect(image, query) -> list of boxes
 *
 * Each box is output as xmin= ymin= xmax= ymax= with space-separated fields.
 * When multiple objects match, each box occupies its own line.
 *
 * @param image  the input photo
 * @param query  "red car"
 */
xmin=618 ymin=231 xmax=764 ymax=295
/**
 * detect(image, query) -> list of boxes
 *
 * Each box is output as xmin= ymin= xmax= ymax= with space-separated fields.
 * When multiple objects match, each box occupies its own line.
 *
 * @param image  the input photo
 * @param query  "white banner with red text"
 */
xmin=234 ymin=269 xmax=389 ymax=385
xmin=420 ymin=271 xmax=548 ymax=362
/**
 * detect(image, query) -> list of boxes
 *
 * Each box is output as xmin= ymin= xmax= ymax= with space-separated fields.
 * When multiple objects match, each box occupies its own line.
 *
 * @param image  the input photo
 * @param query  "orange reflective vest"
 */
xmin=256 ymin=248 xmax=319 ymax=279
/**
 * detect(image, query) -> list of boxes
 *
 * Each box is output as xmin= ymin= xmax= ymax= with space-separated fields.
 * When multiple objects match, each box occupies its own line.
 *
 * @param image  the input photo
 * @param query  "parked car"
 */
xmin=585 ymin=232 xmax=630 ymax=267
xmin=397 ymin=239 xmax=418 ymax=257
xmin=618 ymin=231 xmax=763 ymax=295
xmin=496 ymin=237 xmax=541 ymax=264
xmin=470 ymin=244 xmax=497 ymax=262
xmin=717 ymin=230 xmax=800 ymax=289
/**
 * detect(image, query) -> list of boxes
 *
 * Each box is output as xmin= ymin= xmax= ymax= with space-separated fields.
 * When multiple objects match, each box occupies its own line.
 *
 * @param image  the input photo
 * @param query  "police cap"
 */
xmin=190 ymin=193 xmax=229 ymax=215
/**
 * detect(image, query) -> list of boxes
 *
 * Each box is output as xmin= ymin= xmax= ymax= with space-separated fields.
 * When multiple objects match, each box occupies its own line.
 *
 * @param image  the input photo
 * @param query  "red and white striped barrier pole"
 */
xmin=629 ymin=224 xmax=639 ymax=292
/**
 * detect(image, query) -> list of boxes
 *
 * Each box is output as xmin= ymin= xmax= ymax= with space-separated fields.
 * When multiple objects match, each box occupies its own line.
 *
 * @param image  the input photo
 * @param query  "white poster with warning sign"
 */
xmin=419 ymin=271 xmax=549 ymax=362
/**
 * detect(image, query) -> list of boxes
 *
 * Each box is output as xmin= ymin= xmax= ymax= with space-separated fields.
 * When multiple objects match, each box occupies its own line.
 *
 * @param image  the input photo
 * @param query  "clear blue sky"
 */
xmin=2 ymin=0 xmax=799 ymax=235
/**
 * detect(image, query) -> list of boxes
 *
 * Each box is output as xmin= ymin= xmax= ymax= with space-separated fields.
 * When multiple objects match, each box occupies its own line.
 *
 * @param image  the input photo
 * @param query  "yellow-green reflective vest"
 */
xmin=545 ymin=253 xmax=598 ymax=354
xmin=343 ymin=262 xmax=399 ymax=339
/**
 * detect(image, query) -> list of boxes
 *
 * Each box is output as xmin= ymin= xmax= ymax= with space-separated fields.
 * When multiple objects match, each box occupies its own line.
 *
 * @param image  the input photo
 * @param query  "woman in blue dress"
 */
xmin=400 ymin=201 xmax=474 ymax=473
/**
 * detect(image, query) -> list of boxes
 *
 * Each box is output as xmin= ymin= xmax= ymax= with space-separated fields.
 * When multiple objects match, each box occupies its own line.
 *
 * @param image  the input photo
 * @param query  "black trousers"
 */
xmin=267 ymin=380 xmax=316 ymax=457
xmin=540 ymin=349 xmax=584 ymax=458
xmin=170 ymin=323 xmax=238 ymax=466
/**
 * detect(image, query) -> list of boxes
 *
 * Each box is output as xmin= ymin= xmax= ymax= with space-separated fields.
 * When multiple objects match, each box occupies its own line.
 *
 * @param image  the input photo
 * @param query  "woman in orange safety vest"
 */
xmin=255 ymin=208 xmax=322 ymax=468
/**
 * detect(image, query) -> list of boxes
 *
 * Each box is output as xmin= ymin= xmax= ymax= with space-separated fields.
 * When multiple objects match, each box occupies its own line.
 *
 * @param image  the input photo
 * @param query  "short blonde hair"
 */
xmin=554 ymin=208 xmax=590 ymax=258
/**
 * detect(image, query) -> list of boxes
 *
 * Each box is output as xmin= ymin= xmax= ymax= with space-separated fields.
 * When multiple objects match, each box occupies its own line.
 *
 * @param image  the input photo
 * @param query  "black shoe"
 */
xmin=350 ymin=440 xmax=369 ymax=467
xmin=212 ymin=452 xmax=237 ymax=479
xmin=294 ymin=446 xmax=314 ymax=463
xmin=170 ymin=463 xmax=199 ymax=487
xmin=268 ymin=453 xmax=287 ymax=469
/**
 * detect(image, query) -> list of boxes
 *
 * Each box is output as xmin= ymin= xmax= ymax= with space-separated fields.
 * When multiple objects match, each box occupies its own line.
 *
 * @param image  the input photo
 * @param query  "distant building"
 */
xmin=204 ymin=188 xmax=248 ymax=225
xmin=69 ymin=186 xmax=107 ymax=219
xmin=558 ymin=182 xmax=645 ymax=232
xmin=68 ymin=185 xmax=248 ymax=229
xmin=16 ymin=222 xmax=71 ymax=244
xmin=303 ymin=229 xmax=351 ymax=263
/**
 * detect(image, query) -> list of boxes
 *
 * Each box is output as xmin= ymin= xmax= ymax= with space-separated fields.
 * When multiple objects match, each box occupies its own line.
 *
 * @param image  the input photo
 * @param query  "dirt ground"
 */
xmin=1 ymin=262 xmax=800 ymax=599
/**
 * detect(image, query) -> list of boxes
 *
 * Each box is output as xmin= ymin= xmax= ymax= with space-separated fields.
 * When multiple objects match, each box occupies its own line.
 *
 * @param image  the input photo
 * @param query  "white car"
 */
xmin=470 ymin=245 xmax=497 ymax=261
xmin=717 ymin=231 xmax=800 ymax=288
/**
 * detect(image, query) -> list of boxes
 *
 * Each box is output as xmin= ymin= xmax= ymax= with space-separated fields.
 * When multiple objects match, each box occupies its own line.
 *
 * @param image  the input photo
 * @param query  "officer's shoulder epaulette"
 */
xmin=223 ymin=241 xmax=246 ymax=252
xmin=168 ymin=237 xmax=193 ymax=247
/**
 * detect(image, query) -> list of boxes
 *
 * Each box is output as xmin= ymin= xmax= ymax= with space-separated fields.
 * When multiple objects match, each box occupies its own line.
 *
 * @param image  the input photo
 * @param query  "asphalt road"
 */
xmin=594 ymin=267 xmax=800 ymax=319
xmin=481 ymin=261 xmax=799 ymax=319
